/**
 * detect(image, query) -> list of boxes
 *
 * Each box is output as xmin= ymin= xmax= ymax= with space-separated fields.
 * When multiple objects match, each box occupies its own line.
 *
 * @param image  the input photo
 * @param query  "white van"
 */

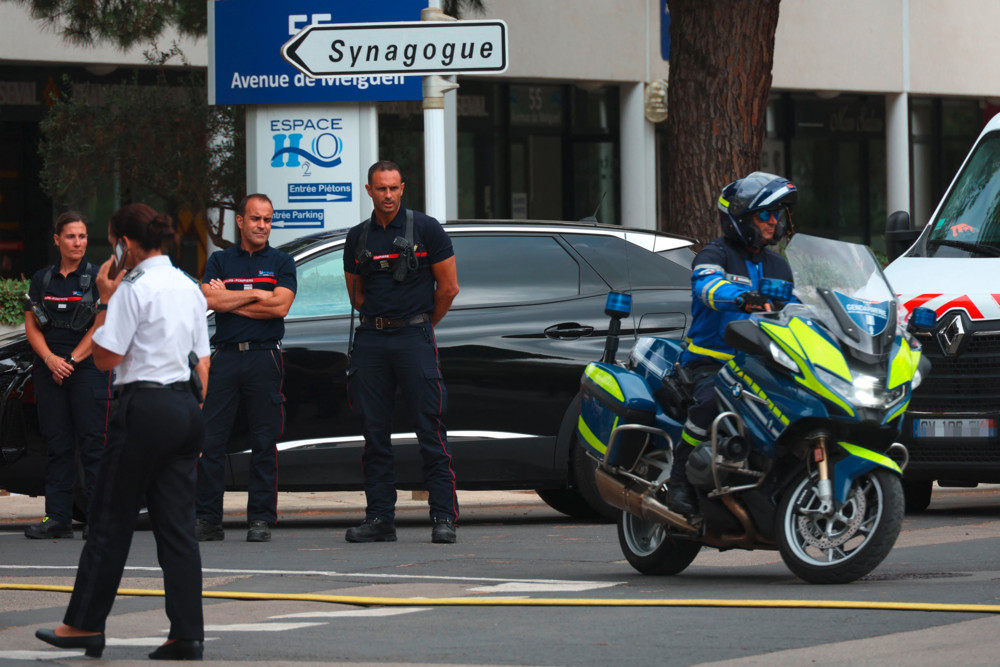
xmin=884 ymin=112 xmax=1000 ymax=512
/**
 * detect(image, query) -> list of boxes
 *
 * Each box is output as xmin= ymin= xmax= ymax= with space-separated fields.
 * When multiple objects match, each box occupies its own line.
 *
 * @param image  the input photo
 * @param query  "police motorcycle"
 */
xmin=578 ymin=234 xmax=935 ymax=584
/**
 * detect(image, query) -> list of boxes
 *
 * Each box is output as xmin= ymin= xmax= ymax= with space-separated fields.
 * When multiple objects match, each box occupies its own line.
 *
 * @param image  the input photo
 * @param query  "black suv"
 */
xmin=0 ymin=220 xmax=694 ymax=520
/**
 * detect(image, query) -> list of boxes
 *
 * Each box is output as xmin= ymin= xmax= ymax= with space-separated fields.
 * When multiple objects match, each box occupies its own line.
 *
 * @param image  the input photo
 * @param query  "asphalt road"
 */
xmin=3 ymin=486 xmax=1000 ymax=665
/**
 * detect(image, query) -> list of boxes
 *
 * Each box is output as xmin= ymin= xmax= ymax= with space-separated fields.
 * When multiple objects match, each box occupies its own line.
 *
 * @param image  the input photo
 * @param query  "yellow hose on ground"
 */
xmin=2 ymin=583 xmax=998 ymax=614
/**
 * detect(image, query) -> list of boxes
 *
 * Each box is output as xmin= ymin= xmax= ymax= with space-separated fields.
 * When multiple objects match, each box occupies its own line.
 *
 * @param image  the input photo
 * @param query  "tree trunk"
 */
xmin=665 ymin=0 xmax=781 ymax=247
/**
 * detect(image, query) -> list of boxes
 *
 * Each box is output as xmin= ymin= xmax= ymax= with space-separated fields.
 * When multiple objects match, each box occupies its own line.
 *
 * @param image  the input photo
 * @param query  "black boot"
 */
xmin=667 ymin=442 xmax=698 ymax=514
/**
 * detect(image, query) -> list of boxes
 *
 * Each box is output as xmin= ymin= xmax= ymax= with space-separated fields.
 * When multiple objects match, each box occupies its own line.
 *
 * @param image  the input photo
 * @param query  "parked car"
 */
xmin=0 ymin=220 xmax=694 ymax=520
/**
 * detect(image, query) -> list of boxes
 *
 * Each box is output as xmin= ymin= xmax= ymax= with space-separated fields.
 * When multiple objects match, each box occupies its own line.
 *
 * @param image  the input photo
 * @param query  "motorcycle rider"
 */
xmin=667 ymin=171 xmax=798 ymax=514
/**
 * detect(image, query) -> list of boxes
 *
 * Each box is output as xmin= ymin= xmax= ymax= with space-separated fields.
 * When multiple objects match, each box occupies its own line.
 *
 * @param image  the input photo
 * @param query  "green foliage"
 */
xmin=39 ymin=50 xmax=246 ymax=248
xmin=0 ymin=278 xmax=31 ymax=327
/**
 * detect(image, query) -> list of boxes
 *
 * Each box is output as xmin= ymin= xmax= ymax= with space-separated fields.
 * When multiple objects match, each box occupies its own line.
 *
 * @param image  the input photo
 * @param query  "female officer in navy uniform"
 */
xmin=35 ymin=203 xmax=211 ymax=661
xmin=24 ymin=211 xmax=112 ymax=539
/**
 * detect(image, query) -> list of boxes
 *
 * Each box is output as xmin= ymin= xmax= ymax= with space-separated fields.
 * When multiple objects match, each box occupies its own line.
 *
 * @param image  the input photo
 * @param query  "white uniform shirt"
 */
xmin=93 ymin=255 xmax=210 ymax=385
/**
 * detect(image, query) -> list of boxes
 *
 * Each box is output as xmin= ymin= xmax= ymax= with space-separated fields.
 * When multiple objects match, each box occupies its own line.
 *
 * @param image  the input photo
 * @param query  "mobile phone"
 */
xmin=109 ymin=240 xmax=128 ymax=276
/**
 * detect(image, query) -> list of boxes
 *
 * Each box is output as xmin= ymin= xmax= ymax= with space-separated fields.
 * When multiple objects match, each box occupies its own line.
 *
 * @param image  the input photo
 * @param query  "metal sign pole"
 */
xmin=422 ymin=3 xmax=459 ymax=222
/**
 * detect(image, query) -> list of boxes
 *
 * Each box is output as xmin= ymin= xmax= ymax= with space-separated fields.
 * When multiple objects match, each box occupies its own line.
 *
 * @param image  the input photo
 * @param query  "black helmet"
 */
xmin=718 ymin=171 xmax=798 ymax=250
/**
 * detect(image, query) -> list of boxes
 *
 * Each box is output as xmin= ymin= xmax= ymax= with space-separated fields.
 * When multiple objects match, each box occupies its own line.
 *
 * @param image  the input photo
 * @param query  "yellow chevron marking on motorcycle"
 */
xmin=888 ymin=337 xmax=921 ymax=390
xmin=759 ymin=319 xmax=855 ymax=417
xmin=583 ymin=363 xmax=624 ymax=402
xmin=577 ymin=415 xmax=611 ymax=454
xmin=686 ymin=342 xmax=734 ymax=361
xmin=787 ymin=317 xmax=852 ymax=381
xmin=838 ymin=441 xmax=902 ymax=474
xmin=885 ymin=398 xmax=910 ymax=425
xmin=727 ymin=361 xmax=790 ymax=426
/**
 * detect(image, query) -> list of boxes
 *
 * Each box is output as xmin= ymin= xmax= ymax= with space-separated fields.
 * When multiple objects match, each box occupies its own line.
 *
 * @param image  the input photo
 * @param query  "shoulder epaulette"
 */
xmin=123 ymin=269 xmax=145 ymax=284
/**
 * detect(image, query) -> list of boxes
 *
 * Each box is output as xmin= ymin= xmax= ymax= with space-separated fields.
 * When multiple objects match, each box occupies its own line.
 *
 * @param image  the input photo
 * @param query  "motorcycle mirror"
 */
xmin=760 ymin=278 xmax=793 ymax=303
xmin=908 ymin=306 xmax=937 ymax=332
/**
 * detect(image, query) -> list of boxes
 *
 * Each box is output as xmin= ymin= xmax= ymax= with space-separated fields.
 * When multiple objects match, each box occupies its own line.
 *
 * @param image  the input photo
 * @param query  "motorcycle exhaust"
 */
xmin=593 ymin=468 xmax=698 ymax=533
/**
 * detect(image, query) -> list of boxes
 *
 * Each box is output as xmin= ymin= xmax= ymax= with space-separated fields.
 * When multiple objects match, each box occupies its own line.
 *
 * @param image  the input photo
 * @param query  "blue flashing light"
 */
xmin=760 ymin=278 xmax=793 ymax=302
xmin=910 ymin=306 xmax=937 ymax=331
xmin=605 ymin=291 xmax=632 ymax=319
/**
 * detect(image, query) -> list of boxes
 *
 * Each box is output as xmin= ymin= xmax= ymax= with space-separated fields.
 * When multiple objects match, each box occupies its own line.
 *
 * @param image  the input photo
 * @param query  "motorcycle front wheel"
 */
xmin=777 ymin=467 xmax=903 ymax=585
xmin=617 ymin=511 xmax=701 ymax=575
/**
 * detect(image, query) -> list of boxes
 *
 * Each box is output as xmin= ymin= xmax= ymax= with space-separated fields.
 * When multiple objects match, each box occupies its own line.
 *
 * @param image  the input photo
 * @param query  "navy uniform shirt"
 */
xmin=343 ymin=206 xmax=454 ymax=320
xmin=26 ymin=260 xmax=100 ymax=356
xmin=203 ymin=243 xmax=297 ymax=345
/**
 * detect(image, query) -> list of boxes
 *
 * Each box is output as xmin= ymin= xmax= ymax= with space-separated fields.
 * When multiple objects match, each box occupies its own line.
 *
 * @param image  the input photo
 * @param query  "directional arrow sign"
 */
xmin=281 ymin=20 xmax=508 ymax=78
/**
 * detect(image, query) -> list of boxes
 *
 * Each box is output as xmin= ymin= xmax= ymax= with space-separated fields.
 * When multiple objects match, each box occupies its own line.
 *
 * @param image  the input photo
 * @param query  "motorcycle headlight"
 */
xmin=768 ymin=341 xmax=799 ymax=373
xmin=911 ymin=366 xmax=923 ymax=390
xmin=816 ymin=369 xmax=907 ymax=410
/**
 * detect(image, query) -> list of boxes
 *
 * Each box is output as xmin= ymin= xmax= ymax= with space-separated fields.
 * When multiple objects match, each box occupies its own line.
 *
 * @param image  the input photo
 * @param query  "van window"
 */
xmin=925 ymin=132 xmax=1000 ymax=258
xmin=286 ymin=248 xmax=352 ymax=319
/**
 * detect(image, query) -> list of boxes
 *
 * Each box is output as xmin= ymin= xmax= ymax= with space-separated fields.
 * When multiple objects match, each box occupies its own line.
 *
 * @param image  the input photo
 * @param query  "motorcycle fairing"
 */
xmin=758 ymin=316 xmax=856 ymax=417
xmin=578 ymin=362 xmax=656 ymax=462
xmin=832 ymin=441 xmax=903 ymax=502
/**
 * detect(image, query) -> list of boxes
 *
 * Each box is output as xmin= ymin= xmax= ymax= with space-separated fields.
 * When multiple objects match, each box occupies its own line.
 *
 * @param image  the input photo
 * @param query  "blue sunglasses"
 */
xmin=756 ymin=208 xmax=784 ymax=223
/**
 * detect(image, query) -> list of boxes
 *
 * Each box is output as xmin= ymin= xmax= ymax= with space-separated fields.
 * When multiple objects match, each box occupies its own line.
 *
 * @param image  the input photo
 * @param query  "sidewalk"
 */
xmin=0 ymin=489 xmax=546 ymax=525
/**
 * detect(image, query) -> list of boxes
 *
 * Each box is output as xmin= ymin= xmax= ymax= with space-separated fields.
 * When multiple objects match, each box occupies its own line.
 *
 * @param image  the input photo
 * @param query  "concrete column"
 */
xmin=620 ymin=82 xmax=657 ymax=229
xmin=885 ymin=92 xmax=911 ymax=222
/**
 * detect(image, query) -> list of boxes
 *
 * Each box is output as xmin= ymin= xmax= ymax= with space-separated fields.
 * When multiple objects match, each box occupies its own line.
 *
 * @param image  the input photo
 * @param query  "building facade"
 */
xmin=1 ymin=0 xmax=999 ymax=275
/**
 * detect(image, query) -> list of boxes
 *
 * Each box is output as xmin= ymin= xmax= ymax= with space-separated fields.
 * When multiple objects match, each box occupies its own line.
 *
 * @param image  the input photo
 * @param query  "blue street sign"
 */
xmin=210 ymin=0 xmax=426 ymax=105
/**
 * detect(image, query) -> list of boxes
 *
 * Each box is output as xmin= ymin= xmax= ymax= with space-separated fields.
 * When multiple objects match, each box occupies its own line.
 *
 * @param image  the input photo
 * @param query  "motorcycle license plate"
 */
xmin=913 ymin=418 xmax=996 ymax=438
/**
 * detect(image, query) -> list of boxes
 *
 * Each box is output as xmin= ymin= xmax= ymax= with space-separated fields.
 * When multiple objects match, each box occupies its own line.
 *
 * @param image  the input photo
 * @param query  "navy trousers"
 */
xmin=32 ymin=360 xmax=112 ymax=524
xmin=348 ymin=322 xmax=458 ymax=522
xmin=196 ymin=348 xmax=285 ymax=525
xmin=64 ymin=386 xmax=204 ymax=640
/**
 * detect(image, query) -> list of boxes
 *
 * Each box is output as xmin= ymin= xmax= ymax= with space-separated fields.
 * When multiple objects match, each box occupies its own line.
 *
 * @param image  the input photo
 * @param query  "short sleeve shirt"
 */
xmin=203 ymin=243 xmax=297 ymax=345
xmin=93 ymin=255 xmax=211 ymax=385
xmin=342 ymin=206 xmax=454 ymax=320
xmin=27 ymin=259 xmax=101 ymax=356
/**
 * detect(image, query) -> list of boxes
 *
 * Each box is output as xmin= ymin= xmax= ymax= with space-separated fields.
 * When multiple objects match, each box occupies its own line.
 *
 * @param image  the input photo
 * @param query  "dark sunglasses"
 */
xmin=756 ymin=208 xmax=784 ymax=223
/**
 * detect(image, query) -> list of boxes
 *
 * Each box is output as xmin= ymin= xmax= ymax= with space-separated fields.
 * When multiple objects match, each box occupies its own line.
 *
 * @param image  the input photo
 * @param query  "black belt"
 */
xmin=216 ymin=341 xmax=281 ymax=352
xmin=121 ymin=381 xmax=190 ymax=392
xmin=360 ymin=313 xmax=430 ymax=330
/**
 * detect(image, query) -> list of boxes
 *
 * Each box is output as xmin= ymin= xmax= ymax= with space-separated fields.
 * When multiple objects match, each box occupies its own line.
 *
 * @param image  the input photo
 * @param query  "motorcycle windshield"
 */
xmin=783 ymin=234 xmax=896 ymax=352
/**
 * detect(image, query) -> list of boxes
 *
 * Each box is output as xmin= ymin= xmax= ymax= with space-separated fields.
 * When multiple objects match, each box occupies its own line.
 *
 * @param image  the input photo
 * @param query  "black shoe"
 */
xmin=345 ymin=517 xmax=396 ymax=543
xmin=35 ymin=628 xmax=105 ymax=658
xmin=195 ymin=519 xmax=224 ymax=542
xmin=247 ymin=520 xmax=271 ymax=542
xmin=431 ymin=517 xmax=457 ymax=544
xmin=149 ymin=639 xmax=204 ymax=660
xmin=25 ymin=518 xmax=73 ymax=540
xmin=667 ymin=482 xmax=697 ymax=515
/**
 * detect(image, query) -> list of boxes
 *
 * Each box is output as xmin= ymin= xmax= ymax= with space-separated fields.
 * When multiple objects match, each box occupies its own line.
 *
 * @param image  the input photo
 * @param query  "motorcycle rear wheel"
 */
xmin=617 ymin=511 xmax=701 ymax=575
xmin=777 ymin=467 xmax=903 ymax=585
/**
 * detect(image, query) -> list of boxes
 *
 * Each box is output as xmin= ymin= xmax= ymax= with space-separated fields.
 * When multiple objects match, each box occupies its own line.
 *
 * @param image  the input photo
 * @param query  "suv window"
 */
xmin=450 ymin=235 xmax=581 ymax=306
xmin=286 ymin=248 xmax=352 ymax=319
xmin=563 ymin=234 xmax=691 ymax=288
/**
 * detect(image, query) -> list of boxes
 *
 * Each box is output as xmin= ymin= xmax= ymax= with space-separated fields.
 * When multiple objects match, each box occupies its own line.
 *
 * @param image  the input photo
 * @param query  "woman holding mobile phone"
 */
xmin=35 ymin=203 xmax=211 ymax=660
xmin=23 ymin=211 xmax=112 ymax=540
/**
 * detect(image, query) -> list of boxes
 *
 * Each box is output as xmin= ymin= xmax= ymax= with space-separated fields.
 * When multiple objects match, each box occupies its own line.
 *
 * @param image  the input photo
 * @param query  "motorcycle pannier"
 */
xmin=578 ymin=362 xmax=656 ymax=466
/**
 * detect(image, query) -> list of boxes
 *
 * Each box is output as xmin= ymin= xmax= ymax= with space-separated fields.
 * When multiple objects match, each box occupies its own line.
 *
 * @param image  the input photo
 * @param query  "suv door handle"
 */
xmin=544 ymin=323 xmax=595 ymax=340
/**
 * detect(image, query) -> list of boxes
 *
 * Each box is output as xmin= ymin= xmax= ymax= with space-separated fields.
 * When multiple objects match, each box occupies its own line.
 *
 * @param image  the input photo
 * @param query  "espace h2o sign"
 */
xmin=282 ymin=20 xmax=508 ymax=78
xmin=261 ymin=109 xmax=360 ymax=230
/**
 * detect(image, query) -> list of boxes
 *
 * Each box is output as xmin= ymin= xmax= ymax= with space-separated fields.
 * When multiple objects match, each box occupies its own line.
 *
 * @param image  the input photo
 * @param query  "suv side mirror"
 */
xmin=885 ymin=211 xmax=921 ymax=262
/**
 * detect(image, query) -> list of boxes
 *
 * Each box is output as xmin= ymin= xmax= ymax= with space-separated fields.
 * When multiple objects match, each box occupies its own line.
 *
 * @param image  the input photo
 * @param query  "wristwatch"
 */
xmin=66 ymin=355 xmax=77 ymax=368
xmin=96 ymin=304 xmax=108 ymax=311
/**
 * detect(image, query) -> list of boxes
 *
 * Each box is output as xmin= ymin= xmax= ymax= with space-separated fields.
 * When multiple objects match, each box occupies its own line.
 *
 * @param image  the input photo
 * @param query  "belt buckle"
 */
xmin=375 ymin=317 xmax=385 ymax=330
xmin=237 ymin=341 xmax=250 ymax=352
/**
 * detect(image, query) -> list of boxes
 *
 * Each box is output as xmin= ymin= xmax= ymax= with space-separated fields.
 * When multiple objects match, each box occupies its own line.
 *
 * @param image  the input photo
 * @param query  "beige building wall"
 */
xmin=0 ymin=5 xmax=206 ymax=68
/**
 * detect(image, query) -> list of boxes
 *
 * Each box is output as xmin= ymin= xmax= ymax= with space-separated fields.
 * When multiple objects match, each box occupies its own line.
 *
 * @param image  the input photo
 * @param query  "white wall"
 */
xmin=477 ymin=0 xmax=669 ymax=84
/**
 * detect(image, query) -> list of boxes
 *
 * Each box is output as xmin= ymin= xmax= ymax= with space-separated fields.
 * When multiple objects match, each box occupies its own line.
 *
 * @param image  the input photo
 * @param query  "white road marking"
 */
xmin=0 ymin=650 xmax=82 ymax=660
xmin=272 ymin=607 xmax=429 ymax=619
xmin=203 ymin=622 xmax=326 ymax=632
xmin=0 ymin=563 xmax=619 ymax=589
xmin=468 ymin=582 xmax=619 ymax=593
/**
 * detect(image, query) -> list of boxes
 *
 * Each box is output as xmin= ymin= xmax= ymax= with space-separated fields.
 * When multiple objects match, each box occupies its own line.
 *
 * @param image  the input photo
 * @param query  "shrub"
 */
xmin=0 ymin=278 xmax=30 ymax=327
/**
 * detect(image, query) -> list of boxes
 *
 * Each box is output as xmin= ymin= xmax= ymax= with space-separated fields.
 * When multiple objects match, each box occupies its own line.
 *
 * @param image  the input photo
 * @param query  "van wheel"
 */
xmin=903 ymin=479 xmax=933 ymax=513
